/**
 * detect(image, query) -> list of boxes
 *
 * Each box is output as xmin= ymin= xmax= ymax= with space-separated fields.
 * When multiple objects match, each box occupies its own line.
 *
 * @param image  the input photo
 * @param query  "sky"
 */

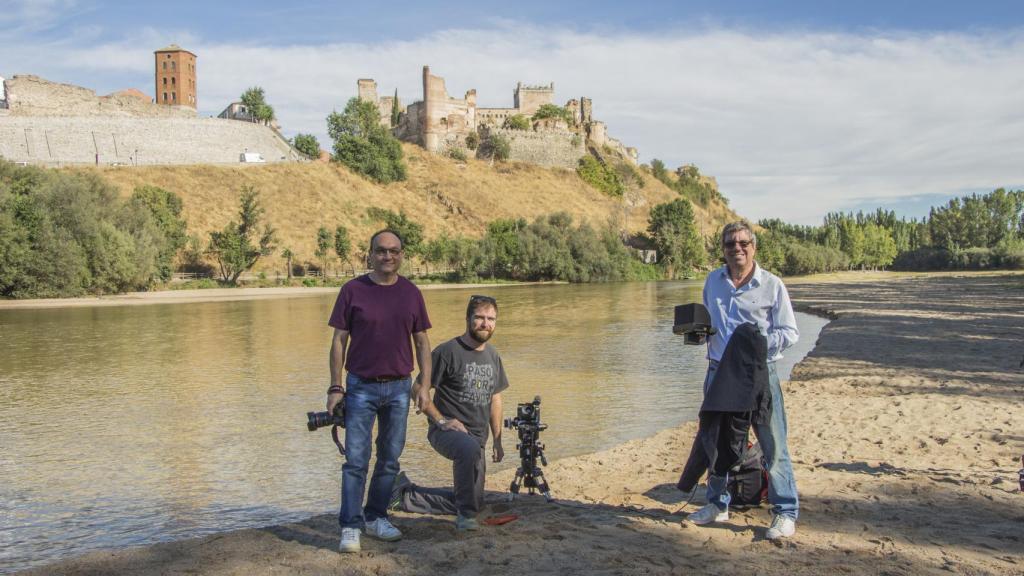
xmin=2 ymin=0 xmax=1023 ymax=224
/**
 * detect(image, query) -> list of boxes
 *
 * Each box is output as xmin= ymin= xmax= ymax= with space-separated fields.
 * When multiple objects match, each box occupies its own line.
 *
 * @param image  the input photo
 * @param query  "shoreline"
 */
xmin=0 ymin=281 xmax=550 ymax=311
xmin=14 ymin=271 xmax=1024 ymax=575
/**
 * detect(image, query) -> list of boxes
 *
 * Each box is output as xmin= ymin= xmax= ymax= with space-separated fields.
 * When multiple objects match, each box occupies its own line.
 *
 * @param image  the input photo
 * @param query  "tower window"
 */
xmin=172 ymin=92 xmax=176 ymax=102
xmin=163 ymin=92 xmax=168 ymax=101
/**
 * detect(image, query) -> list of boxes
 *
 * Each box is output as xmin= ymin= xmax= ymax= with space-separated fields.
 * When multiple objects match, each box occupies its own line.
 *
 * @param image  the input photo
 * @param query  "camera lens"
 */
xmin=307 ymin=411 xmax=332 ymax=431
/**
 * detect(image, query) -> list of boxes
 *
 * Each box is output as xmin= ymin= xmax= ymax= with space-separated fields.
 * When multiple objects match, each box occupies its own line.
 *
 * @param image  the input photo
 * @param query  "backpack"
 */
xmin=727 ymin=441 xmax=769 ymax=506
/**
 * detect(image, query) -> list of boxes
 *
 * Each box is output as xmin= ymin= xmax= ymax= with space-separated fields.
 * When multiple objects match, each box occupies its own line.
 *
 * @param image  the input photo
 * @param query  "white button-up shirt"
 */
xmin=702 ymin=263 xmax=799 ymax=362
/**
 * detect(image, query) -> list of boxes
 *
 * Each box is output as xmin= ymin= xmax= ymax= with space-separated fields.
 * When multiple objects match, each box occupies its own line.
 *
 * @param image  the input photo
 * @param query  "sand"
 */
xmin=15 ymin=272 xmax=1024 ymax=575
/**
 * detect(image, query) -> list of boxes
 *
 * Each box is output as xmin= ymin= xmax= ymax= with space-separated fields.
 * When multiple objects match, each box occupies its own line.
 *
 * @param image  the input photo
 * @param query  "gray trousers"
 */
xmin=400 ymin=427 xmax=486 ymax=518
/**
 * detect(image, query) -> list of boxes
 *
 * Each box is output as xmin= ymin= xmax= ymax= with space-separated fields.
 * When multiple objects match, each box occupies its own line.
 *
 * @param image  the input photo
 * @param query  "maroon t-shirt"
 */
xmin=327 ymin=274 xmax=431 ymax=378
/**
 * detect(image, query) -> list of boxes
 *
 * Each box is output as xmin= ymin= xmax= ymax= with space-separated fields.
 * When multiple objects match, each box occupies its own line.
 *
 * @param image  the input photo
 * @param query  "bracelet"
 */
xmin=327 ymin=385 xmax=344 ymax=394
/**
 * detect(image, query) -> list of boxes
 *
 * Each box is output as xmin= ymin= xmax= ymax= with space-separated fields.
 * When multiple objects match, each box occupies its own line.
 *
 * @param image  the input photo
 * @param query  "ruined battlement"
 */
xmin=361 ymin=66 xmax=638 ymax=168
xmin=3 ymin=75 xmax=195 ymax=118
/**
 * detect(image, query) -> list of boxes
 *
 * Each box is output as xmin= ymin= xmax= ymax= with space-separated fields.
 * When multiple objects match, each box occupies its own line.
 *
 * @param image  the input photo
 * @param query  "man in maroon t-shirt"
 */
xmin=327 ymin=229 xmax=432 ymax=553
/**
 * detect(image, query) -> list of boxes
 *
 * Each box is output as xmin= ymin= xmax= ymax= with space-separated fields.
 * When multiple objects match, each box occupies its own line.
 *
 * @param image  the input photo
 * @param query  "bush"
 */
xmin=292 ymin=133 xmax=321 ymax=159
xmin=531 ymin=104 xmax=574 ymax=125
xmin=502 ymin=115 xmax=531 ymax=130
xmin=0 ymin=161 xmax=188 ymax=298
xmin=327 ymin=98 xmax=407 ymax=183
xmin=577 ymin=155 xmax=624 ymax=197
xmin=465 ymin=132 xmax=480 ymax=150
xmin=481 ymin=134 xmax=511 ymax=162
xmin=447 ymin=147 xmax=467 ymax=162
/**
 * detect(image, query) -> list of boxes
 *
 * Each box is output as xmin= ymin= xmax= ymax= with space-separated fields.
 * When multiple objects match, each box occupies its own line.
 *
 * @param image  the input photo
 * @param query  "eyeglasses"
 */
xmin=723 ymin=240 xmax=753 ymax=249
xmin=372 ymin=248 xmax=403 ymax=256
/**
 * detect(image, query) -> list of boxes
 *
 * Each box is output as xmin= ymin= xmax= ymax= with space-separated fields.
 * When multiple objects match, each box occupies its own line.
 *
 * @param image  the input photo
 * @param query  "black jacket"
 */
xmin=679 ymin=323 xmax=771 ymax=486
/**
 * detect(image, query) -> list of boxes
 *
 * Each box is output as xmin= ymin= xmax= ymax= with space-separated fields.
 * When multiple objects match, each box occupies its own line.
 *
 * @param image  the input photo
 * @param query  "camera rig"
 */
xmin=504 ymin=395 xmax=553 ymax=502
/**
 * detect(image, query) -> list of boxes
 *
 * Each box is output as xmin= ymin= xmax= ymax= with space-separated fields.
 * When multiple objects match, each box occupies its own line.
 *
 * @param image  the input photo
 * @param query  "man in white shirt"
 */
xmin=687 ymin=221 xmax=800 ymax=540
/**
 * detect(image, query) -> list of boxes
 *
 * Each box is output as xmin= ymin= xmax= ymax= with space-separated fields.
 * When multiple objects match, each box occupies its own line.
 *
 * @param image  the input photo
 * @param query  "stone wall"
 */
xmin=480 ymin=127 xmax=585 ymax=170
xmin=5 ymin=75 xmax=195 ymax=118
xmin=0 ymin=116 xmax=302 ymax=165
xmin=513 ymin=83 xmax=554 ymax=117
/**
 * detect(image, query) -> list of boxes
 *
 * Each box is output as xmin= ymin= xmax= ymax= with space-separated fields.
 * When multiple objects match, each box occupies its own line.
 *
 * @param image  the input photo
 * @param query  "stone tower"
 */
xmin=154 ymin=44 xmax=197 ymax=108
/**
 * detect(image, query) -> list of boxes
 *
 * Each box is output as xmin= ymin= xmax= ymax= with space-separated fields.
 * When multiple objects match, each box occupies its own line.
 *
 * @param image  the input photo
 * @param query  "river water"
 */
xmin=0 ymin=281 xmax=826 ymax=573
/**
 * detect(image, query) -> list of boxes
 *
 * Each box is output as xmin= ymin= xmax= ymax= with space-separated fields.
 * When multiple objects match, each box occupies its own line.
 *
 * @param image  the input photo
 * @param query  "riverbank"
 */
xmin=0 ymin=282 xmax=540 ymax=310
xmin=17 ymin=272 xmax=1024 ymax=575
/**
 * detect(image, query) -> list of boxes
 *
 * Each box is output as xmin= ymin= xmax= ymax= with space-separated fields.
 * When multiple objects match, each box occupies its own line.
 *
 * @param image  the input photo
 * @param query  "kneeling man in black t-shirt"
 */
xmin=393 ymin=295 xmax=509 ymax=531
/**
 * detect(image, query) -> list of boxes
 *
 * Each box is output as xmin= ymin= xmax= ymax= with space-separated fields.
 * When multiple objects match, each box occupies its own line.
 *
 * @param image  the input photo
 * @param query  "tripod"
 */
xmin=508 ymin=423 xmax=554 ymax=502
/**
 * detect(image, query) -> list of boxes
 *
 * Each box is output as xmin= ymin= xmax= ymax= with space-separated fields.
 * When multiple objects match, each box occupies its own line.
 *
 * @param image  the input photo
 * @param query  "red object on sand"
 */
xmin=483 ymin=514 xmax=519 ymax=526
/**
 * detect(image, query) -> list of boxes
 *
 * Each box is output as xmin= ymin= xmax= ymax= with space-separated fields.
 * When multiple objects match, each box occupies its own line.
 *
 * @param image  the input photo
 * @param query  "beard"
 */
xmin=470 ymin=327 xmax=493 ymax=343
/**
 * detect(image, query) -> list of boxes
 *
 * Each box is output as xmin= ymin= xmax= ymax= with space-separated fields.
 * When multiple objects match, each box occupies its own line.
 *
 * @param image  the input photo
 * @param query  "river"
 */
xmin=0 ymin=281 xmax=826 ymax=573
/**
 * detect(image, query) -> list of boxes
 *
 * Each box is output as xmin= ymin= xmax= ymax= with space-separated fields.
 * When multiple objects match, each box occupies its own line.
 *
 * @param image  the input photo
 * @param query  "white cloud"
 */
xmin=3 ymin=22 xmax=1023 ymax=224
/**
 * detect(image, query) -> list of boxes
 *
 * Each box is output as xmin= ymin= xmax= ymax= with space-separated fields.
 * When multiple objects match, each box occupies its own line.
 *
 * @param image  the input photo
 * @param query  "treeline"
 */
xmin=756 ymin=188 xmax=1024 ymax=275
xmin=0 ymin=161 xmax=188 ymax=298
xmin=648 ymin=160 xmax=727 ymax=207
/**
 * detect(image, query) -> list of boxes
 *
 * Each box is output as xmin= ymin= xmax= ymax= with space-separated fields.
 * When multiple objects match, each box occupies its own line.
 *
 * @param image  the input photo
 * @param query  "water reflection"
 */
xmin=0 ymin=282 xmax=826 ymax=573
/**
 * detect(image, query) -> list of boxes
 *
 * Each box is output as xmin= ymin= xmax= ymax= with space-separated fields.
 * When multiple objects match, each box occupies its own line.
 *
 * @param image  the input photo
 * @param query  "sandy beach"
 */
xmin=16 ymin=272 xmax=1024 ymax=575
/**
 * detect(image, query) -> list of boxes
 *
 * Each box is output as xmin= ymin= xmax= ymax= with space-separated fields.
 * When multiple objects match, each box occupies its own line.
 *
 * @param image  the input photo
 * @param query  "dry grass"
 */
xmin=75 ymin=145 xmax=741 ymax=269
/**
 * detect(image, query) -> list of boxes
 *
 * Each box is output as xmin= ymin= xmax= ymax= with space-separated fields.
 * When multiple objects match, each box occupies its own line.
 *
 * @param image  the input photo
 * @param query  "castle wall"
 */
xmin=421 ymin=67 xmax=475 ymax=153
xmin=480 ymin=127 xmax=585 ymax=170
xmin=0 ymin=116 xmax=302 ymax=165
xmin=5 ymin=75 xmax=195 ymax=118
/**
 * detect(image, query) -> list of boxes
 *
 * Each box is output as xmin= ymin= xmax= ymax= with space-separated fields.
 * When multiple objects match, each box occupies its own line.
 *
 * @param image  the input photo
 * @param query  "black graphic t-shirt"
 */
xmin=430 ymin=337 xmax=510 ymax=445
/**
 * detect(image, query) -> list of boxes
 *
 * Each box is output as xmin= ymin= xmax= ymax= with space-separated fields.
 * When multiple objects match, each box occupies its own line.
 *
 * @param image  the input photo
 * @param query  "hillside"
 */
xmin=81 ymin=144 xmax=741 ymax=270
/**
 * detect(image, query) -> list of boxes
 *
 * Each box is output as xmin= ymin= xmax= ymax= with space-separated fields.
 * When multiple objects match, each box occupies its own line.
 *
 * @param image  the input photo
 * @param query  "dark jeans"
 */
xmin=339 ymin=374 xmax=411 ymax=529
xmin=400 ymin=428 xmax=486 ymax=518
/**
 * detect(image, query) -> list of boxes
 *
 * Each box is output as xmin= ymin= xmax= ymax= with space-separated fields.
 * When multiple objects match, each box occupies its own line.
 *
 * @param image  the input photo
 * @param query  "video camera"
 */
xmin=306 ymin=396 xmax=347 ymax=456
xmin=504 ymin=396 xmax=553 ymax=501
xmin=673 ymin=303 xmax=717 ymax=345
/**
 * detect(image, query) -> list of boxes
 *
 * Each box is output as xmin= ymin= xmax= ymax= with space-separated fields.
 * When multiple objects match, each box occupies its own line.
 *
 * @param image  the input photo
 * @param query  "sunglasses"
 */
xmin=723 ymin=240 xmax=753 ymax=249
xmin=470 ymin=294 xmax=497 ymax=305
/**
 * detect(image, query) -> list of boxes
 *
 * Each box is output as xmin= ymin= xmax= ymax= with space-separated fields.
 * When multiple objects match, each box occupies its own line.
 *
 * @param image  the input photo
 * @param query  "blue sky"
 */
xmin=3 ymin=0 xmax=1023 ymax=224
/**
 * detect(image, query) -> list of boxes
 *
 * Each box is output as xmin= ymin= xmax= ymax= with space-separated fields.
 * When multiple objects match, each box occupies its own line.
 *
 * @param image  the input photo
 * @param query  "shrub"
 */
xmin=327 ymin=98 xmax=407 ymax=183
xmin=577 ymin=155 xmax=624 ymax=197
xmin=465 ymin=132 xmax=480 ymax=150
xmin=502 ymin=115 xmax=531 ymax=130
xmin=448 ymin=147 xmax=467 ymax=162
xmin=481 ymin=134 xmax=511 ymax=162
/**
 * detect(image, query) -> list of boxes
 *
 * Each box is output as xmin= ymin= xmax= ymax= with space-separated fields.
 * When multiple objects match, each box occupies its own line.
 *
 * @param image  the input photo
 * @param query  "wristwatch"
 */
xmin=436 ymin=417 xmax=448 ymax=427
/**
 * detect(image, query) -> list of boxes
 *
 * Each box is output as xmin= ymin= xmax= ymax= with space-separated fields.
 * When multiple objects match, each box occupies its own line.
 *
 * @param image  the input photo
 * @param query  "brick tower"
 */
xmin=154 ymin=44 xmax=197 ymax=108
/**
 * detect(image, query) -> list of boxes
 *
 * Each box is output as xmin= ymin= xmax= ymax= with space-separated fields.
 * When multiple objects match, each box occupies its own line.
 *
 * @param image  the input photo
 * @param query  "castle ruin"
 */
xmin=360 ymin=66 xmax=639 ymax=170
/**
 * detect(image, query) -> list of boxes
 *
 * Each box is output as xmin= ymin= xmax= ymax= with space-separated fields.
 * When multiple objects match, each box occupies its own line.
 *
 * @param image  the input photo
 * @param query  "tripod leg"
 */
xmin=508 ymin=467 xmax=524 ymax=502
xmin=533 ymin=468 xmax=554 ymax=502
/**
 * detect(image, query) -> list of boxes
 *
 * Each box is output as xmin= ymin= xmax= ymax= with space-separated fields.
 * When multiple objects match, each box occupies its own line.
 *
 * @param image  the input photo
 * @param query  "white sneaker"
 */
xmin=339 ymin=527 xmax=361 ymax=553
xmin=364 ymin=517 xmax=402 ymax=541
xmin=766 ymin=514 xmax=796 ymax=540
xmin=687 ymin=503 xmax=729 ymax=525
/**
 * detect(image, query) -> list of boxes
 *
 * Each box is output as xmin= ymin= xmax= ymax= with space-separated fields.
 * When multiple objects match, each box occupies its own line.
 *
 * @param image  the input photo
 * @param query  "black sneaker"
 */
xmin=389 ymin=471 xmax=411 ymax=511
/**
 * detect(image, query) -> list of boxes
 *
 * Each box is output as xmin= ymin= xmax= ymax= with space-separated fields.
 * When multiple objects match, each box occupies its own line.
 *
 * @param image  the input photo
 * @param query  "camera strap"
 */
xmin=331 ymin=425 xmax=346 ymax=457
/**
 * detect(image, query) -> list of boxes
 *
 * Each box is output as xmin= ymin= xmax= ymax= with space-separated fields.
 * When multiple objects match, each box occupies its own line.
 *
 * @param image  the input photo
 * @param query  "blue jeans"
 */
xmin=704 ymin=361 xmax=799 ymax=520
xmin=339 ymin=374 xmax=411 ymax=529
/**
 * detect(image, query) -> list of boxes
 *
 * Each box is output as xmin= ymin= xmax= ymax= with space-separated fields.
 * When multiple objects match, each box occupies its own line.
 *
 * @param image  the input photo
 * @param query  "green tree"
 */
xmin=650 ymin=158 xmax=669 ymax=184
xmin=390 ymin=89 xmax=401 ymax=127
xmin=125 ymin=185 xmax=188 ymax=282
xmin=334 ymin=225 xmax=352 ymax=274
xmin=503 ymin=114 xmax=531 ymax=130
xmin=531 ymin=103 xmax=573 ymax=125
xmin=465 ymin=132 xmax=480 ymax=150
xmin=207 ymin=186 xmax=277 ymax=284
xmin=647 ymin=199 xmax=704 ymax=278
xmin=292 ymin=133 xmax=320 ymax=159
xmin=240 ymin=87 xmax=267 ymax=123
xmin=327 ymin=98 xmax=407 ymax=183
xmin=281 ymin=247 xmax=294 ymax=281
xmin=315 ymin=226 xmax=332 ymax=280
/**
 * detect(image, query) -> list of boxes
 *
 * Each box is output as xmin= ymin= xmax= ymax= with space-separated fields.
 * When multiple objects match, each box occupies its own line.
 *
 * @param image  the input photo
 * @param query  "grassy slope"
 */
xmin=78 ymin=144 xmax=741 ymax=270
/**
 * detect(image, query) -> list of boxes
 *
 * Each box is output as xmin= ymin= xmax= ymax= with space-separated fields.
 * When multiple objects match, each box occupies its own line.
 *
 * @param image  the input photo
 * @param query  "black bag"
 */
xmin=727 ymin=442 xmax=769 ymax=506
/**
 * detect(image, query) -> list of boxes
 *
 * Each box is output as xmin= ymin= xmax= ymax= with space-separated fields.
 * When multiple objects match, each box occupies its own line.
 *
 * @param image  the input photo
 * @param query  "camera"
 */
xmin=307 ymin=396 xmax=347 ymax=456
xmin=307 ymin=397 xmax=346 ymax=431
xmin=504 ymin=396 xmax=553 ymax=501
xmin=673 ymin=303 xmax=717 ymax=345
xmin=505 ymin=397 xmax=545 ymax=431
